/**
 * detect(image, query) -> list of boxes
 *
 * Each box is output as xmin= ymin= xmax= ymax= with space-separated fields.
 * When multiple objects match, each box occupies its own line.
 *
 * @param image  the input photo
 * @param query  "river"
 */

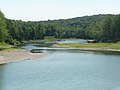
xmin=0 ymin=40 xmax=120 ymax=90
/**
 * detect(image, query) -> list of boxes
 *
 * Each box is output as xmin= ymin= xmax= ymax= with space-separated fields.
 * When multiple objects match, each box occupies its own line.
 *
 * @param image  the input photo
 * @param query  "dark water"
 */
xmin=0 ymin=43 xmax=120 ymax=90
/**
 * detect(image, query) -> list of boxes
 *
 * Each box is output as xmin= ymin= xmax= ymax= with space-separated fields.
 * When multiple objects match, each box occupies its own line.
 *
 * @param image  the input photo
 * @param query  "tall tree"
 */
xmin=0 ymin=10 xmax=9 ymax=42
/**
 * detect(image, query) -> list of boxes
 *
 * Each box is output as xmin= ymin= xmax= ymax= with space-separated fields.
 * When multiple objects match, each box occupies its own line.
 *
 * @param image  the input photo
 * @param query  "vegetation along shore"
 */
xmin=52 ymin=43 xmax=120 ymax=52
xmin=0 ymin=9 xmax=120 ymax=64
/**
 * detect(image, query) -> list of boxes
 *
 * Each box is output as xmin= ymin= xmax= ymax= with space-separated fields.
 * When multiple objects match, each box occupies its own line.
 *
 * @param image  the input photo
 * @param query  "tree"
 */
xmin=0 ymin=10 xmax=9 ymax=42
xmin=113 ymin=15 xmax=120 ymax=41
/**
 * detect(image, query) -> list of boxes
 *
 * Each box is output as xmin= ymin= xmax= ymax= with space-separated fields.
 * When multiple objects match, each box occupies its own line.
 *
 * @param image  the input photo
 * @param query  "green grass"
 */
xmin=57 ymin=43 xmax=120 ymax=49
xmin=0 ymin=42 xmax=9 ymax=50
xmin=108 ymin=43 xmax=120 ymax=49
xmin=0 ymin=42 xmax=18 ymax=51
xmin=0 ymin=42 xmax=10 ymax=46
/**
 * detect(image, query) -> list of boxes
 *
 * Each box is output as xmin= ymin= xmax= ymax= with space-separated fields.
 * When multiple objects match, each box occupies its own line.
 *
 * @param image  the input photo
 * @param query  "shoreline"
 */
xmin=1 ymin=43 xmax=120 ymax=65
xmin=77 ymin=48 xmax=120 ymax=52
xmin=0 ymin=49 xmax=48 ymax=65
xmin=52 ymin=44 xmax=120 ymax=52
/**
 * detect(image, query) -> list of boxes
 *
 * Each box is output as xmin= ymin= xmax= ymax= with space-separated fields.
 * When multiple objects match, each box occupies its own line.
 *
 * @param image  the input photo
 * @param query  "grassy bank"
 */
xmin=56 ymin=43 xmax=120 ymax=49
xmin=0 ymin=42 xmax=18 ymax=51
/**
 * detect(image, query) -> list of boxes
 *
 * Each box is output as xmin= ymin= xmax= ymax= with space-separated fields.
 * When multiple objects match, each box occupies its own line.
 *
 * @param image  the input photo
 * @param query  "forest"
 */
xmin=0 ymin=10 xmax=120 ymax=45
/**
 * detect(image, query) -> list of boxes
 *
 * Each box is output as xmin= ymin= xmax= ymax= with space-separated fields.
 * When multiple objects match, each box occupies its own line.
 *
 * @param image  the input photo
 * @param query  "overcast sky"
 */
xmin=0 ymin=0 xmax=120 ymax=21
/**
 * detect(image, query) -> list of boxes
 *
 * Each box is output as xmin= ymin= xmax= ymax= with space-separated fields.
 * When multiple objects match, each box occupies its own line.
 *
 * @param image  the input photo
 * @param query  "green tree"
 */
xmin=0 ymin=10 xmax=9 ymax=42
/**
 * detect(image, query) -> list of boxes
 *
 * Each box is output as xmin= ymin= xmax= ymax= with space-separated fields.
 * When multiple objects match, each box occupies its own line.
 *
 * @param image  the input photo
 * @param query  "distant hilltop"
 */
xmin=0 ymin=10 xmax=120 ymax=44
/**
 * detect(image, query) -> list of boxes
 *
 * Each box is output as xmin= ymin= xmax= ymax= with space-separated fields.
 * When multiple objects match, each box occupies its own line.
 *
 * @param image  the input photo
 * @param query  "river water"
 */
xmin=0 ymin=40 xmax=120 ymax=90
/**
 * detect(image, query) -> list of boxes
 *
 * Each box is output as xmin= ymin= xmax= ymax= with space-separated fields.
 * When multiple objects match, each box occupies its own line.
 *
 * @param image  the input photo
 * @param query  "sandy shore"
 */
xmin=0 ymin=49 xmax=48 ymax=64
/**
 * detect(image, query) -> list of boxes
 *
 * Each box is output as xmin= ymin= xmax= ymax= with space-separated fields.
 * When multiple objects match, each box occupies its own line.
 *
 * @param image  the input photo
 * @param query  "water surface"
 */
xmin=0 ymin=44 xmax=120 ymax=90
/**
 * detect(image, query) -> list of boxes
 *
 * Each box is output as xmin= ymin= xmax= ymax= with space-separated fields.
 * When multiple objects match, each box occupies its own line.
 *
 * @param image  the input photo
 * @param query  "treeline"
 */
xmin=0 ymin=10 xmax=120 ymax=45
xmin=6 ymin=15 xmax=107 ymax=40
xmin=0 ymin=10 xmax=9 ymax=42
xmin=88 ymin=15 xmax=120 ymax=42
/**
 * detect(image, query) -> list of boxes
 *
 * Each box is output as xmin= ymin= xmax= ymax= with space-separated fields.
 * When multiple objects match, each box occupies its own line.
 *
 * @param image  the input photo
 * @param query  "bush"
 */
xmin=44 ymin=36 xmax=57 ymax=42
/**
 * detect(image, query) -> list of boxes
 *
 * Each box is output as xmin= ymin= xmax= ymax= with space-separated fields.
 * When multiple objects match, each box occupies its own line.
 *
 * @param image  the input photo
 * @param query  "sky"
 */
xmin=0 ymin=0 xmax=120 ymax=21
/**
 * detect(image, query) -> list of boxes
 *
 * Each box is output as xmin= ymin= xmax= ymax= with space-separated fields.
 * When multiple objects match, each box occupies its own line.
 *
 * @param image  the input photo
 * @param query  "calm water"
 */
xmin=57 ymin=39 xmax=88 ymax=44
xmin=0 ymin=44 xmax=120 ymax=90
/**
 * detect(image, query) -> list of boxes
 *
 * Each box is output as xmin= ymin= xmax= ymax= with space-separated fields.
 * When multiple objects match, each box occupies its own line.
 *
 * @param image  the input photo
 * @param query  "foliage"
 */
xmin=0 ymin=10 xmax=9 ymax=42
xmin=87 ymin=15 xmax=120 ymax=42
xmin=0 ymin=42 xmax=11 ymax=50
xmin=6 ymin=14 xmax=112 ymax=42
xmin=44 ymin=36 xmax=57 ymax=42
xmin=0 ymin=10 xmax=120 ymax=44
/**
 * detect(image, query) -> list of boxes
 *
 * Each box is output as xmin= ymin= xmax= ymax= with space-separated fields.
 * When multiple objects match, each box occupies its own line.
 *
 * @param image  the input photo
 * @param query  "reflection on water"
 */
xmin=57 ymin=39 xmax=88 ymax=44
xmin=0 ymin=44 xmax=120 ymax=90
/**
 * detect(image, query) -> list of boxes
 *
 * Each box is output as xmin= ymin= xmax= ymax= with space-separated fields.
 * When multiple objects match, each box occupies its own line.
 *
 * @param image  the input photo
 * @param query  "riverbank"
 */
xmin=52 ymin=43 xmax=120 ymax=52
xmin=0 ymin=49 xmax=48 ymax=64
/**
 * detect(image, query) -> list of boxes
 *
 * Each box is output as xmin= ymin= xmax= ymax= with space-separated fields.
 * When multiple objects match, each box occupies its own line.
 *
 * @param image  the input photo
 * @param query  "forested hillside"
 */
xmin=6 ymin=14 xmax=113 ymax=40
xmin=0 ymin=10 xmax=120 ymax=44
xmin=0 ymin=10 xmax=9 ymax=42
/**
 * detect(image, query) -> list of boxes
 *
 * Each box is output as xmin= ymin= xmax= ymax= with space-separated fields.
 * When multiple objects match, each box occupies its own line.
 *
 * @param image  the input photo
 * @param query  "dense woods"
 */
xmin=0 ymin=10 xmax=9 ymax=42
xmin=0 ymin=10 xmax=120 ymax=44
